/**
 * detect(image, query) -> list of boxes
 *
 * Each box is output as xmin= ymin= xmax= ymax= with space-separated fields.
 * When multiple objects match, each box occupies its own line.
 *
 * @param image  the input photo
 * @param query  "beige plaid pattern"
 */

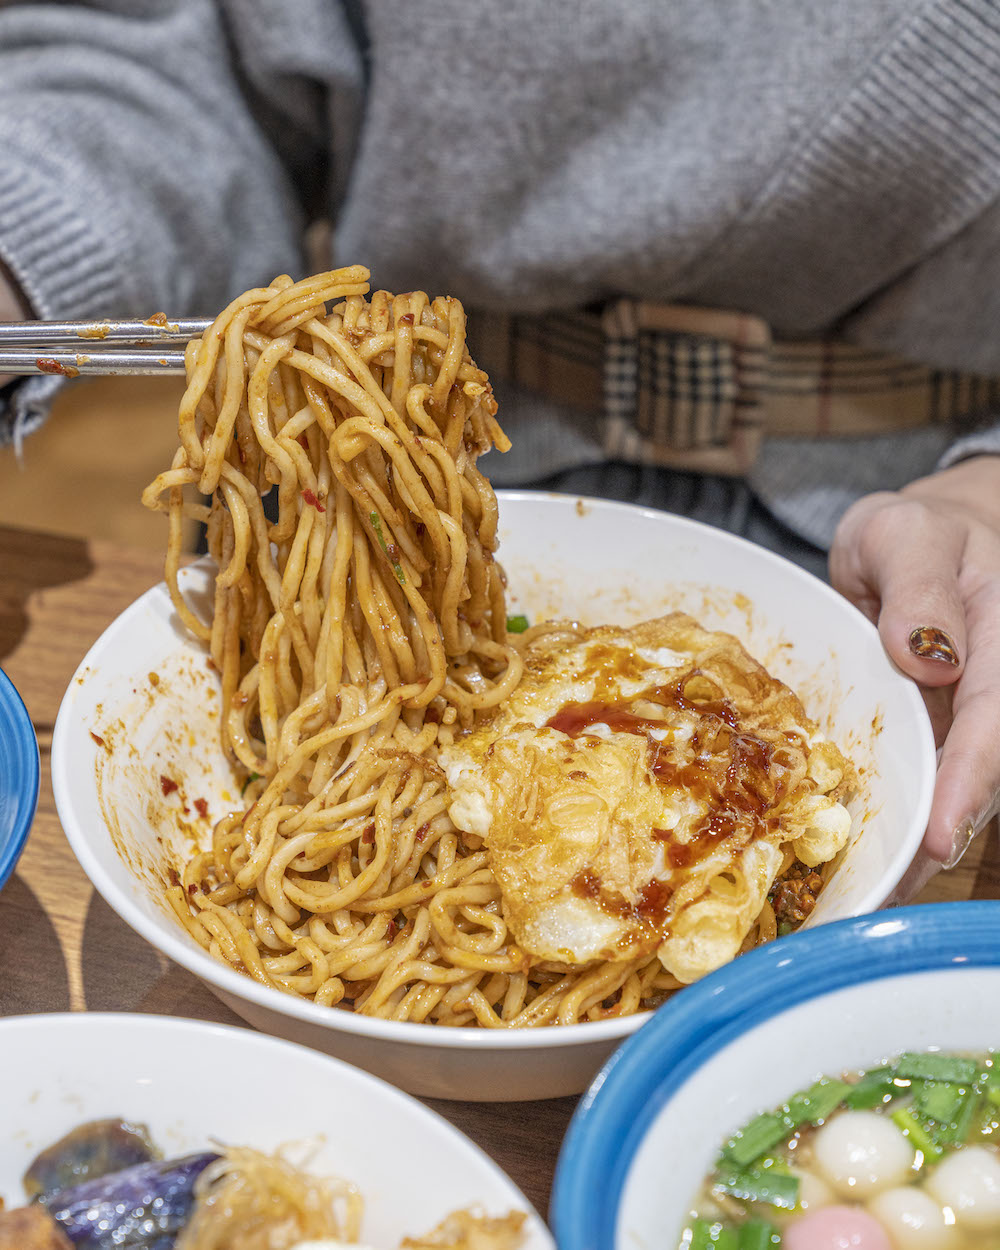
xmin=467 ymin=301 xmax=1000 ymax=476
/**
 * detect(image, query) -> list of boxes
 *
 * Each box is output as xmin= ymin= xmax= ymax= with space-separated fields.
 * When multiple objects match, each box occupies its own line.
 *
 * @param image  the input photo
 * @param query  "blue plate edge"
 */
xmin=0 ymin=665 xmax=40 ymax=889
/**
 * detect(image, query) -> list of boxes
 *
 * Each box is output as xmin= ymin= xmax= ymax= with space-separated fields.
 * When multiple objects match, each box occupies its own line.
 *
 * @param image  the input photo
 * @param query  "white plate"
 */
xmin=0 ymin=1013 xmax=552 ymax=1249
xmin=51 ymin=493 xmax=936 ymax=1100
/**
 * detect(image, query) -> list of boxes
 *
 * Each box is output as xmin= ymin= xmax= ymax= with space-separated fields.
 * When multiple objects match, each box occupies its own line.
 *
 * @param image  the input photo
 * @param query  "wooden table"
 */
xmin=1 ymin=522 xmax=997 ymax=1220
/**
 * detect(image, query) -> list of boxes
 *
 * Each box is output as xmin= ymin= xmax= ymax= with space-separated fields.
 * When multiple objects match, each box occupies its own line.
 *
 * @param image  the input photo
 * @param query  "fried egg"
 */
xmin=439 ymin=614 xmax=854 ymax=984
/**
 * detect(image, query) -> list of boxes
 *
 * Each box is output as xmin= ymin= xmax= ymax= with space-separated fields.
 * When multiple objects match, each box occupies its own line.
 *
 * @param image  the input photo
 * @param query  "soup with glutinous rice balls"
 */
xmin=679 ymin=1051 xmax=1000 ymax=1249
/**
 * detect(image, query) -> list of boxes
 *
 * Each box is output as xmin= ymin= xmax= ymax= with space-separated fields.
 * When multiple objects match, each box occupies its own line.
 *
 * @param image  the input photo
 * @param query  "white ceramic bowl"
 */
xmin=552 ymin=902 xmax=1000 ymax=1249
xmin=0 ymin=1012 xmax=552 ymax=1249
xmin=51 ymin=492 xmax=935 ymax=1101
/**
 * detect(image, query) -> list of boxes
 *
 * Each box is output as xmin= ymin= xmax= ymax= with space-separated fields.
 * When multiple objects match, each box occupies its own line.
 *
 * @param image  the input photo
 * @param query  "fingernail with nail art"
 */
xmin=908 ymin=626 xmax=960 ymax=666
xmin=945 ymin=818 xmax=976 ymax=869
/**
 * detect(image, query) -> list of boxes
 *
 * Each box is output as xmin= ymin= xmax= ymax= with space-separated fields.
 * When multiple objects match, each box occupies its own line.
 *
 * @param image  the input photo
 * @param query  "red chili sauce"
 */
xmin=548 ymin=669 xmax=781 ymax=928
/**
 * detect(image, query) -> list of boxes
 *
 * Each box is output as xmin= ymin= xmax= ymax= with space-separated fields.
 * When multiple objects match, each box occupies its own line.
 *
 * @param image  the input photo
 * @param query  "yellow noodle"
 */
xmin=144 ymin=265 xmax=814 ymax=1028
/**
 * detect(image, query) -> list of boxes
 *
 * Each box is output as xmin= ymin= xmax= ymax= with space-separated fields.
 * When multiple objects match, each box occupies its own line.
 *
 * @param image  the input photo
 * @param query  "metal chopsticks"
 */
xmin=0 ymin=317 xmax=212 ymax=376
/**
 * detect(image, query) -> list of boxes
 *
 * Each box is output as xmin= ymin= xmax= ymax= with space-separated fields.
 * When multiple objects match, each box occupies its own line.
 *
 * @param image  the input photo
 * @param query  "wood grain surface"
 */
xmin=1 ymin=522 xmax=996 ymax=1220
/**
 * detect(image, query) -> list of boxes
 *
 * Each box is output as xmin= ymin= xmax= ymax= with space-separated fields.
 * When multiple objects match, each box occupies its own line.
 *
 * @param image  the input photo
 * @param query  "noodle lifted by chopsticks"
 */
xmin=143 ymin=266 xmax=676 ymax=1025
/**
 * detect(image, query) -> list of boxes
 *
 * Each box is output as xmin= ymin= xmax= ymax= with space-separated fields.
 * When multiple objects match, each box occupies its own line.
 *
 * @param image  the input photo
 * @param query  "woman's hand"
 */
xmin=830 ymin=454 xmax=1000 ymax=874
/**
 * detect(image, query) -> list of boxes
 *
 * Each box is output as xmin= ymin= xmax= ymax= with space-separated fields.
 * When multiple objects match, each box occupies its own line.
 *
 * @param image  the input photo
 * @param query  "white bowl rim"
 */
xmin=550 ymin=900 xmax=1000 ymax=1247
xmin=0 ymin=1010 xmax=551 ymax=1237
xmin=50 ymin=491 xmax=935 ymax=1053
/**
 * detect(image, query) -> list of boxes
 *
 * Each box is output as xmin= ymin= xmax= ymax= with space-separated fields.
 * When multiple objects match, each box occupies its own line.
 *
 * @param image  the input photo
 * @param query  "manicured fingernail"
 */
xmin=908 ymin=626 xmax=960 ymax=666
xmin=945 ymin=818 xmax=976 ymax=869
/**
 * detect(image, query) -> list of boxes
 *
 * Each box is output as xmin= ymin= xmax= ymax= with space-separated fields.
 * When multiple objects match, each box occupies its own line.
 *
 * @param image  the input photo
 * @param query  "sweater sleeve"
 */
xmin=836 ymin=182 xmax=1000 ymax=476
xmin=0 ymin=0 xmax=331 ymax=444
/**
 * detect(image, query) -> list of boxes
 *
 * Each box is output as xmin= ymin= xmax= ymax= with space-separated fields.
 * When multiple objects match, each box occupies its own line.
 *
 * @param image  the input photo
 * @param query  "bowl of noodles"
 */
xmin=0 ymin=1011 xmax=552 ymax=1249
xmin=51 ymin=269 xmax=934 ymax=1101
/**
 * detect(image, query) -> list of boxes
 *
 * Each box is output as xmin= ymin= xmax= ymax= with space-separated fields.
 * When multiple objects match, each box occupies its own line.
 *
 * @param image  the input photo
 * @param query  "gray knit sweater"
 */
xmin=3 ymin=0 xmax=1000 ymax=548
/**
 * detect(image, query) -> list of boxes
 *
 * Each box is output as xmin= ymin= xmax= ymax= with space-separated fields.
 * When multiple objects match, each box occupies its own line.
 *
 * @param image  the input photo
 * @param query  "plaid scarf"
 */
xmin=469 ymin=301 xmax=1000 ymax=476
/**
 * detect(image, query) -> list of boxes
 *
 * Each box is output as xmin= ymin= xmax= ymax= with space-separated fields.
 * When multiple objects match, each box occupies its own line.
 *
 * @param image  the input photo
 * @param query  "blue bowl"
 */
xmin=551 ymin=901 xmax=1000 ymax=1249
xmin=0 ymin=666 xmax=39 ymax=889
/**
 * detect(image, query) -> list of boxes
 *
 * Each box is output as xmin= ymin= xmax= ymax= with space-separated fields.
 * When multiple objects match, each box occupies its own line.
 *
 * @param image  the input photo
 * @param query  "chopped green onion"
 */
xmin=984 ymin=1062 xmax=1000 ymax=1108
xmin=714 ymin=1168 xmax=800 ymax=1210
xmin=843 ymin=1067 xmax=901 ymax=1110
xmin=722 ymin=1114 xmax=790 ymax=1168
xmin=738 ymin=1219 xmax=780 ymax=1249
xmin=756 ymin=1154 xmax=794 ymax=1177
xmin=688 ymin=1221 xmax=712 ymax=1250
xmin=786 ymin=1078 xmax=851 ymax=1126
xmin=369 ymin=510 xmax=406 ymax=585
xmin=895 ymin=1053 xmax=980 ymax=1085
xmin=723 ymin=1079 xmax=851 ymax=1170
xmin=891 ymin=1107 xmax=944 ymax=1163
xmin=688 ymin=1220 xmax=713 ymax=1250
xmin=506 ymin=614 xmax=530 ymax=634
xmin=689 ymin=1219 xmax=735 ymax=1250
xmin=940 ymin=1089 xmax=983 ymax=1146
xmin=915 ymin=1079 xmax=966 ymax=1125
xmin=905 ymin=1077 xmax=930 ymax=1105
xmin=240 ymin=771 xmax=261 ymax=797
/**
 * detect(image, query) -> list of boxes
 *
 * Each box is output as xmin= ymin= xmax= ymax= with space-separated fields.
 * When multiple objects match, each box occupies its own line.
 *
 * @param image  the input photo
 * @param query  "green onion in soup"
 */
xmin=679 ymin=1051 xmax=1000 ymax=1249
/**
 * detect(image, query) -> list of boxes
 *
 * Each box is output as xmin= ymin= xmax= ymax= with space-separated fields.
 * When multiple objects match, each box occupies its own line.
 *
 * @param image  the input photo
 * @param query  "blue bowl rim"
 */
xmin=0 ymin=665 xmax=39 ymax=890
xmin=551 ymin=900 xmax=1000 ymax=1249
